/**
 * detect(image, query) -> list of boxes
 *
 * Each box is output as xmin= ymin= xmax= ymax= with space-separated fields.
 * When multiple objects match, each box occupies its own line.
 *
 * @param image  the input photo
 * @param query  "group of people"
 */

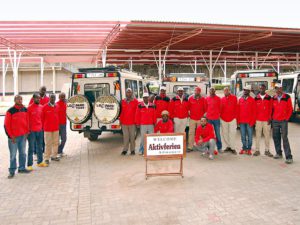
xmin=4 ymin=86 xmax=67 ymax=179
xmin=120 ymin=83 xmax=293 ymax=164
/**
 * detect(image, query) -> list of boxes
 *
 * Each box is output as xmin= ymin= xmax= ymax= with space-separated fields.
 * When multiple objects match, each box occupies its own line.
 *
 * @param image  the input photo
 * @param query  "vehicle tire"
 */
xmin=94 ymin=95 xmax=120 ymax=124
xmin=66 ymin=95 xmax=92 ymax=124
xmin=88 ymin=133 xmax=99 ymax=141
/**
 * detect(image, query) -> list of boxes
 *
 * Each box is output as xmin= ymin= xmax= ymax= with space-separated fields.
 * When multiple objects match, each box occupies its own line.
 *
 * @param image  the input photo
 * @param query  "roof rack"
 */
xmin=78 ymin=66 xmax=120 ymax=73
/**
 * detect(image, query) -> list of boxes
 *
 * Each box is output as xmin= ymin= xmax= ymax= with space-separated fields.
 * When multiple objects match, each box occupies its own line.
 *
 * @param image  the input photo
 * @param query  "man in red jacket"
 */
xmin=135 ymin=92 xmax=156 ymax=155
xmin=119 ymin=88 xmax=138 ymax=155
xmin=187 ymin=86 xmax=207 ymax=152
xmin=168 ymin=87 xmax=189 ymax=133
xmin=220 ymin=87 xmax=238 ymax=154
xmin=194 ymin=117 xmax=216 ymax=160
xmin=42 ymin=94 xmax=60 ymax=164
xmin=57 ymin=92 xmax=67 ymax=157
xmin=272 ymin=83 xmax=293 ymax=164
xmin=254 ymin=84 xmax=273 ymax=157
xmin=237 ymin=85 xmax=256 ymax=155
xmin=154 ymin=110 xmax=174 ymax=133
xmin=206 ymin=87 xmax=222 ymax=152
xmin=29 ymin=86 xmax=49 ymax=106
xmin=27 ymin=93 xmax=48 ymax=170
xmin=4 ymin=95 xmax=31 ymax=178
xmin=154 ymin=86 xmax=170 ymax=123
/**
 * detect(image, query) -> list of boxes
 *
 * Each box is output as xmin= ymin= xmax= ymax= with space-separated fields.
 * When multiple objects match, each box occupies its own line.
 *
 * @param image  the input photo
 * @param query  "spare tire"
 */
xmin=94 ymin=95 xmax=120 ymax=124
xmin=67 ymin=95 xmax=92 ymax=124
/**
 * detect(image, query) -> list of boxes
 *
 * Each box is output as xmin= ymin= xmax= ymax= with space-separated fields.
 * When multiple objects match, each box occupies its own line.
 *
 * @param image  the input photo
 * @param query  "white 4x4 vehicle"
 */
xmin=66 ymin=67 xmax=147 ymax=141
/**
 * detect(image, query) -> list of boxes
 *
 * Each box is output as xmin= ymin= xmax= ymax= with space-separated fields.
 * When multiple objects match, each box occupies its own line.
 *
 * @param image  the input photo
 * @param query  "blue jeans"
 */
xmin=8 ymin=135 xmax=27 ymax=174
xmin=208 ymin=119 xmax=222 ymax=151
xmin=28 ymin=131 xmax=43 ymax=165
xmin=58 ymin=124 xmax=67 ymax=154
xmin=240 ymin=123 xmax=253 ymax=150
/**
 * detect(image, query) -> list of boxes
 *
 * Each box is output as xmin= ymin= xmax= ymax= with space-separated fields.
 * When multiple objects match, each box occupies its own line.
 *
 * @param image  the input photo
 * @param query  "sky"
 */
xmin=0 ymin=0 xmax=299 ymax=28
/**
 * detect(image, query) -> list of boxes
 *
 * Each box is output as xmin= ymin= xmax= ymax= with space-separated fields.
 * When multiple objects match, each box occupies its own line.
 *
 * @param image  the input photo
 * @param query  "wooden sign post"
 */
xmin=144 ymin=133 xmax=186 ymax=180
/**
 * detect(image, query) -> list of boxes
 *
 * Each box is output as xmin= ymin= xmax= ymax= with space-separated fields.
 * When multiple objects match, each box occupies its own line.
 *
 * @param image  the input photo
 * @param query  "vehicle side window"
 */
xmin=139 ymin=81 xmax=143 ymax=98
xmin=282 ymin=79 xmax=294 ymax=93
xmin=72 ymin=82 xmax=78 ymax=95
xmin=230 ymin=80 xmax=235 ymax=94
xmin=125 ymin=79 xmax=138 ymax=98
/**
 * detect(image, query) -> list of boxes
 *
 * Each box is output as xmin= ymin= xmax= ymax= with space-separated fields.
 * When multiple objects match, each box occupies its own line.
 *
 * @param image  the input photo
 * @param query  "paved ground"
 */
xmin=0 ymin=117 xmax=300 ymax=225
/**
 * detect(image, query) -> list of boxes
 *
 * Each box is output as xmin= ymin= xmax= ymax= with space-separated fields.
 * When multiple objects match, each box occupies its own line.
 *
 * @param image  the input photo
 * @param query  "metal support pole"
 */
xmin=255 ymin=52 xmax=258 ymax=69
xmin=194 ymin=59 xmax=197 ymax=74
xmin=163 ymin=59 xmax=166 ymax=77
xmin=251 ymin=61 xmax=254 ymax=69
xmin=129 ymin=58 xmax=133 ymax=72
xmin=224 ymin=59 xmax=227 ymax=84
xmin=8 ymin=49 xmax=22 ymax=95
xmin=40 ymin=57 xmax=44 ymax=87
xmin=158 ymin=49 xmax=162 ymax=84
xmin=2 ymin=58 xmax=8 ymax=98
xmin=52 ymin=66 xmax=56 ymax=93
xmin=296 ymin=53 xmax=299 ymax=71
xmin=277 ymin=60 xmax=280 ymax=74
xmin=209 ymin=50 xmax=213 ymax=85
xmin=102 ymin=47 xmax=107 ymax=68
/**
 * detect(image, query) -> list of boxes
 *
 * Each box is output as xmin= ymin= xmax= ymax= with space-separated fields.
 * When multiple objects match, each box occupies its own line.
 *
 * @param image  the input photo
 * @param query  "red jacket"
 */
xmin=135 ymin=102 xmax=156 ymax=125
xmin=56 ymin=100 xmax=67 ymax=125
xmin=4 ymin=105 xmax=29 ymax=138
xmin=42 ymin=103 xmax=59 ymax=132
xmin=29 ymin=95 xmax=49 ymax=106
xmin=154 ymin=94 xmax=170 ymax=118
xmin=188 ymin=95 xmax=207 ymax=120
xmin=206 ymin=95 xmax=221 ymax=120
xmin=237 ymin=96 xmax=256 ymax=126
xmin=168 ymin=95 xmax=189 ymax=119
xmin=195 ymin=123 xmax=216 ymax=144
xmin=119 ymin=98 xmax=138 ymax=125
xmin=221 ymin=94 xmax=238 ymax=122
xmin=28 ymin=103 xmax=43 ymax=132
xmin=255 ymin=94 xmax=273 ymax=122
xmin=272 ymin=93 xmax=293 ymax=121
xmin=154 ymin=119 xmax=174 ymax=133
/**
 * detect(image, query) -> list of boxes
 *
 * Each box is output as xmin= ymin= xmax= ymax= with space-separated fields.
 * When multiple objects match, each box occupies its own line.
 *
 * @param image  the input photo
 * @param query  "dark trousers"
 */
xmin=28 ymin=131 xmax=43 ymax=165
xmin=58 ymin=124 xmax=67 ymax=154
xmin=272 ymin=120 xmax=292 ymax=159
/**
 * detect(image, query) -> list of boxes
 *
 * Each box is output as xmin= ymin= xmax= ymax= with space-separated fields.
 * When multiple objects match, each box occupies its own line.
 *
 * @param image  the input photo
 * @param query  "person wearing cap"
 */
xmin=168 ymin=87 xmax=189 ymax=133
xmin=237 ymin=85 xmax=256 ymax=155
xmin=120 ymin=88 xmax=139 ymax=155
xmin=154 ymin=110 xmax=174 ymax=133
xmin=206 ymin=87 xmax=222 ymax=153
xmin=154 ymin=86 xmax=170 ymax=123
xmin=187 ymin=86 xmax=207 ymax=152
xmin=135 ymin=92 xmax=156 ymax=155
xmin=272 ymin=83 xmax=293 ymax=164
xmin=253 ymin=84 xmax=273 ymax=157
xmin=194 ymin=117 xmax=216 ymax=160
xmin=220 ymin=87 xmax=238 ymax=155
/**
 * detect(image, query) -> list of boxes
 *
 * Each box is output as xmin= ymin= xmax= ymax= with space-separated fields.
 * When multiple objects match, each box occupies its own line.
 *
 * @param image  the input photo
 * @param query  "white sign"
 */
xmin=146 ymin=135 xmax=184 ymax=156
xmin=249 ymin=73 xmax=265 ymax=78
xmin=86 ymin=73 xmax=105 ymax=78
xmin=177 ymin=77 xmax=195 ymax=82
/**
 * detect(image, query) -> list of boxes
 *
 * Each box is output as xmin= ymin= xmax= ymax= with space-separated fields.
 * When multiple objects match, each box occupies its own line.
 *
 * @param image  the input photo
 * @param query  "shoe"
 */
xmin=247 ymin=150 xmax=252 ymax=155
xmin=224 ymin=147 xmax=231 ymax=152
xmin=218 ymin=149 xmax=224 ymax=154
xmin=239 ymin=149 xmax=246 ymax=155
xmin=231 ymin=149 xmax=237 ymax=155
xmin=121 ymin=150 xmax=127 ymax=155
xmin=130 ymin=151 xmax=135 ymax=155
xmin=253 ymin=151 xmax=260 ymax=156
xmin=209 ymin=154 xmax=214 ymax=160
xmin=187 ymin=148 xmax=193 ymax=153
xmin=273 ymin=154 xmax=283 ymax=159
xmin=18 ymin=169 xmax=31 ymax=174
xmin=37 ymin=162 xmax=48 ymax=167
xmin=7 ymin=173 xmax=15 ymax=179
xmin=264 ymin=151 xmax=273 ymax=157
xmin=44 ymin=160 xmax=50 ymax=165
xmin=27 ymin=166 xmax=33 ymax=171
xmin=214 ymin=150 xmax=218 ymax=155
xmin=51 ymin=157 xmax=60 ymax=161
xmin=138 ymin=152 xmax=143 ymax=155
xmin=285 ymin=158 xmax=293 ymax=164
xmin=58 ymin=153 xmax=66 ymax=158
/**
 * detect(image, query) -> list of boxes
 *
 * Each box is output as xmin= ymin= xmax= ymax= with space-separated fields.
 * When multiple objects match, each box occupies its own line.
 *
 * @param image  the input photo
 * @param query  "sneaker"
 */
xmin=224 ymin=147 xmax=231 ymax=152
xmin=18 ymin=169 xmax=31 ymax=174
xmin=247 ymin=150 xmax=252 ymax=155
xmin=264 ymin=151 xmax=273 ymax=157
xmin=273 ymin=154 xmax=283 ymax=159
xmin=27 ymin=166 xmax=34 ymax=171
xmin=231 ymin=149 xmax=237 ymax=155
xmin=7 ymin=173 xmax=15 ymax=179
xmin=218 ymin=149 xmax=224 ymax=154
xmin=121 ymin=150 xmax=127 ymax=155
xmin=285 ymin=158 xmax=293 ymax=164
xmin=138 ymin=152 xmax=143 ymax=155
xmin=58 ymin=153 xmax=66 ymax=158
xmin=51 ymin=157 xmax=60 ymax=161
xmin=130 ymin=151 xmax=135 ymax=155
xmin=44 ymin=160 xmax=50 ymax=165
xmin=37 ymin=162 xmax=48 ymax=167
xmin=187 ymin=148 xmax=193 ymax=153
xmin=214 ymin=150 xmax=218 ymax=155
xmin=253 ymin=151 xmax=260 ymax=156
xmin=239 ymin=149 xmax=246 ymax=155
xmin=209 ymin=154 xmax=214 ymax=160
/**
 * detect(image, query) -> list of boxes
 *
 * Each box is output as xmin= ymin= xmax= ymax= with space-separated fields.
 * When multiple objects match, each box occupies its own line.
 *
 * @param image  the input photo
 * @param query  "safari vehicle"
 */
xmin=162 ymin=73 xmax=209 ymax=97
xmin=66 ymin=66 xmax=147 ymax=141
xmin=230 ymin=69 xmax=278 ymax=98
xmin=278 ymin=71 xmax=300 ymax=120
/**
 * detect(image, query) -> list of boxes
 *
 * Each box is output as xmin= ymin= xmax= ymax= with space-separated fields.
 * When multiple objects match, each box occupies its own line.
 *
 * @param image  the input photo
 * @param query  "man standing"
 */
xmin=169 ymin=87 xmax=189 ymax=133
xmin=119 ymin=88 xmax=138 ymax=155
xmin=42 ymin=94 xmax=60 ymax=164
xmin=187 ymin=86 xmax=207 ymax=152
xmin=135 ymin=93 xmax=156 ymax=155
xmin=220 ymin=87 xmax=238 ymax=154
xmin=272 ymin=83 xmax=293 ymax=164
xmin=57 ymin=92 xmax=67 ymax=157
xmin=27 ymin=93 xmax=48 ymax=170
xmin=206 ymin=87 xmax=222 ymax=153
xmin=154 ymin=110 xmax=174 ymax=133
xmin=4 ymin=95 xmax=31 ymax=178
xmin=194 ymin=117 xmax=216 ymax=160
xmin=29 ymin=86 xmax=49 ymax=106
xmin=254 ymin=84 xmax=273 ymax=157
xmin=237 ymin=86 xmax=256 ymax=155
xmin=154 ymin=86 xmax=170 ymax=123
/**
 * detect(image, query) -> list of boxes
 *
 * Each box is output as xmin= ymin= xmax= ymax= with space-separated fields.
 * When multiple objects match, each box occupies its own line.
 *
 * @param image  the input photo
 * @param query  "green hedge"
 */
xmin=213 ymin=84 xmax=230 ymax=90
